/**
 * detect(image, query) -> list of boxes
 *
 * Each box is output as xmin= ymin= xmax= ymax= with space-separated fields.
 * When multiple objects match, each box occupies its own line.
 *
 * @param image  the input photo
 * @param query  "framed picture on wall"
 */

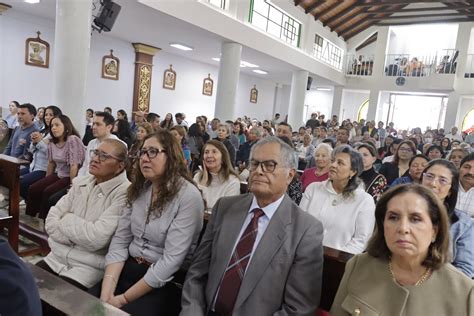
xmin=202 ymin=74 xmax=213 ymax=96
xmin=250 ymin=85 xmax=258 ymax=103
xmin=25 ymin=31 xmax=50 ymax=68
xmin=101 ymin=49 xmax=120 ymax=80
xmin=163 ymin=64 xmax=176 ymax=90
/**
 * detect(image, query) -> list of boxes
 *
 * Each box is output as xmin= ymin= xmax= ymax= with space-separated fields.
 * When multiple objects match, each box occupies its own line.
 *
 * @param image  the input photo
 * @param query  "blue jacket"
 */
xmin=450 ymin=209 xmax=474 ymax=279
xmin=0 ymin=240 xmax=42 ymax=315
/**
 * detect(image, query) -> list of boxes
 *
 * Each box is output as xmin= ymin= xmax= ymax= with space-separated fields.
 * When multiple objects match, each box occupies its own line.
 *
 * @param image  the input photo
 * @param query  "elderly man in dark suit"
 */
xmin=181 ymin=136 xmax=324 ymax=316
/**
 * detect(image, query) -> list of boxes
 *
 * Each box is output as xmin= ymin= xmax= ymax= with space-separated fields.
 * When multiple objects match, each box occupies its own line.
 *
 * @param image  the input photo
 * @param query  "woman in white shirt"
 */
xmin=300 ymin=145 xmax=375 ymax=254
xmin=194 ymin=140 xmax=240 ymax=212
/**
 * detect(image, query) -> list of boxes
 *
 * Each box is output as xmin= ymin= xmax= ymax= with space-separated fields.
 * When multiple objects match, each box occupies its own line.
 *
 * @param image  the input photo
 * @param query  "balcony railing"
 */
xmin=384 ymin=54 xmax=437 ymax=77
xmin=207 ymin=0 xmax=226 ymax=10
xmin=465 ymin=54 xmax=474 ymax=78
xmin=345 ymin=55 xmax=374 ymax=76
xmin=433 ymin=49 xmax=458 ymax=75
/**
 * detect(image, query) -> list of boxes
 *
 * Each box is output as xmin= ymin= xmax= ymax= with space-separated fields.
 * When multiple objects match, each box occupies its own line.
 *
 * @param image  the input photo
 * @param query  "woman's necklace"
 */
xmin=388 ymin=260 xmax=432 ymax=286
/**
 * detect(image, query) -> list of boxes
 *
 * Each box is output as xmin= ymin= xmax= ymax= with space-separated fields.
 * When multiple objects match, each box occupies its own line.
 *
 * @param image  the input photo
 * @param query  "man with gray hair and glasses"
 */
xmin=181 ymin=136 xmax=324 ymax=316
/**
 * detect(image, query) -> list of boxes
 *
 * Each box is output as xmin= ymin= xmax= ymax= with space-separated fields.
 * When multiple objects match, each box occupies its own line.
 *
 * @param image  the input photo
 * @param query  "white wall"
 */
xmin=341 ymin=90 xmax=370 ymax=121
xmin=1 ymin=10 xmax=284 ymax=123
xmin=304 ymin=89 xmax=333 ymax=120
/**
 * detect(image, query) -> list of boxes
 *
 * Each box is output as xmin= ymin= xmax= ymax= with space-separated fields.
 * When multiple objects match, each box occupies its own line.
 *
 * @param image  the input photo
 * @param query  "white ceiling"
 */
xmin=3 ymin=0 xmax=338 ymax=87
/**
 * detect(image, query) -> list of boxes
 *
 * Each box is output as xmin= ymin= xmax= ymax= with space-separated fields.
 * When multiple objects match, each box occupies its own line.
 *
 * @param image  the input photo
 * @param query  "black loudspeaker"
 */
xmin=93 ymin=1 xmax=121 ymax=32
xmin=307 ymin=76 xmax=313 ymax=90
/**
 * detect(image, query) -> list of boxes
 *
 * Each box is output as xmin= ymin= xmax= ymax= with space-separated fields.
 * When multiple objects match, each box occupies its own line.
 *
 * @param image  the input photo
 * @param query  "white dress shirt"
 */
xmin=300 ymin=180 xmax=375 ymax=254
xmin=456 ymin=182 xmax=474 ymax=217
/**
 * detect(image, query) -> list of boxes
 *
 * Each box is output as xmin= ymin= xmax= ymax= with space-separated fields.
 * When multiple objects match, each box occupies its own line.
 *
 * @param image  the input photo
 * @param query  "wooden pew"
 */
xmin=28 ymin=262 xmax=129 ymax=316
xmin=319 ymin=247 xmax=353 ymax=311
xmin=0 ymin=154 xmax=29 ymax=253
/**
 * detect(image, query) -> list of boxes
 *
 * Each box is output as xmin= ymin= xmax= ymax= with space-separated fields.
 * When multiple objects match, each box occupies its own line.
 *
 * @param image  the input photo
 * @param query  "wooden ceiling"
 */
xmin=294 ymin=0 xmax=474 ymax=41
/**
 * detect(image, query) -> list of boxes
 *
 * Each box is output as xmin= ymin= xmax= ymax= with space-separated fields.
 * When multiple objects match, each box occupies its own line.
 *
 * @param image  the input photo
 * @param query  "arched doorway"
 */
xmin=357 ymin=99 xmax=369 ymax=122
xmin=462 ymin=108 xmax=474 ymax=132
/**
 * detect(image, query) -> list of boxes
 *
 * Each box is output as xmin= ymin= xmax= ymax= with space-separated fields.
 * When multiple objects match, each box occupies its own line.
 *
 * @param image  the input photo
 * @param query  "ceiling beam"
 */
xmin=364 ymin=5 xmax=474 ymax=14
xmin=305 ymin=0 xmax=327 ymax=14
xmin=294 ymin=0 xmax=304 ymax=6
xmin=323 ymin=1 xmax=362 ymax=26
xmin=355 ymin=0 xmax=444 ymax=7
xmin=329 ymin=6 xmax=369 ymax=31
xmin=313 ymin=1 xmax=344 ymax=20
xmin=375 ymin=17 xmax=474 ymax=26
xmin=355 ymin=34 xmax=377 ymax=51
xmin=344 ymin=20 xmax=380 ymax=40
xmin=366 ymin=12 xmax=474 ymax=20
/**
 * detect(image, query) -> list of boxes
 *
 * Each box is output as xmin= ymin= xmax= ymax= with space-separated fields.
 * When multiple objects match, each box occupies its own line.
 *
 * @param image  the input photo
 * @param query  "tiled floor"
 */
xmin=0 ymin=200 xmax=46 ymax=264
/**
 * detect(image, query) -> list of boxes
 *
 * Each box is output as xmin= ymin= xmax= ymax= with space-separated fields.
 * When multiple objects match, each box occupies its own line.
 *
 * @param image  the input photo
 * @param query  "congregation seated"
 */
xmin=3 ymin=103 xmax=38 ymax=159
xmin=421 ymin=159 xmax=474 ymax=278
xmin=330 ymin=184 xmax=473 ymax=315
xmin=36 ymin=139 xmax=130 ymax=290
xmin=426 ymin=144 xmax=445 ymax=160
xmin=95 ymin=130 xmax=204 ymax=315
xmin=391 ymin=154 xmax=428 ymax=186
xmin=20 ymin=105 xmax=62 ymax=200
xmin=300 ymin=145 xmax=375 ymax=254
xmin=193 ymin=140 xmax=240 ymax=213
xmin=300 ymin=143 xmax=331 ymax=191
xmin=25 ymin=114 xmax=85 ymax=219
xmin=447 ymin=147 xmax=469 ymax=169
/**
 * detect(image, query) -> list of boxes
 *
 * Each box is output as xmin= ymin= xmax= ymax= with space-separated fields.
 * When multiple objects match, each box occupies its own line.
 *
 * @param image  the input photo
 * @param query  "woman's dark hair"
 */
xmin=233 ymin=121 xmax=244 ymax=136
xmin=440 ymin=137 xmax=451 ymax=151
xmin=160 ymin=113 xmax=174 ymax=129
xmin=425 ymin=144 xmax=445 ymax=159
xmin=422 ymin=159 xmax=459 ymax=223
xmin=50 ymin=115 xmax=80 ymax=143
xmin=409 ymin=154 xmax=429 ymax=167
xmin=10 ymin=101 xmax=20 ymax=108
xmin=366 ymin=184 xmax=450 ymax=270
xmin=43 ymin=105 xmax=62 ymax=133
xmin=113 ymin=119 xmax=134 ymax=149
xmin=322 ymin=138 xmax=335 ymax=148
xmin=393 ymin=140 xmax=416 ymax=165
xmin=127 ymin=129 xmax=195 ymax=217
xmin=198 ymin=140 xmax=239 ymax=186
xmin=188 ymin=123 xmax=203 ymax=137
xmin=357 ymin=143 xmax=377 ymax=157
xmin=332 ymin=145 xmax=363 ymax=198
xmin=117 ymin=109 xmax=128 ymax=121
xmin=170 ymin=125 xmax=187 ymax=145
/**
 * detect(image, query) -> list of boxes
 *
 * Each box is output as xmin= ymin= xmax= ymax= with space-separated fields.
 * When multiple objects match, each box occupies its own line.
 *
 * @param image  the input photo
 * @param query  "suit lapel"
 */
xmin=234 ymin=195 xmax=293 ymax=309
xmin=207 ymin=194 xmax=254 ymax=300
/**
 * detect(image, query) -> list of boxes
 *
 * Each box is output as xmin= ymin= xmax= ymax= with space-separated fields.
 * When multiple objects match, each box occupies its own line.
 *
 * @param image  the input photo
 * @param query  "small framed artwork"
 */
xmin=202 ymin=74 xmax=214 ymax=96
xmin=102 ymin=49 xmax=120 ymax=80
xmin=25 ymin=31 xmax=50 ymax=68
xmin=163 ymin=64 xmax=176 ymax=90
xmin=250 ymin=85 xmax=258 ymax=103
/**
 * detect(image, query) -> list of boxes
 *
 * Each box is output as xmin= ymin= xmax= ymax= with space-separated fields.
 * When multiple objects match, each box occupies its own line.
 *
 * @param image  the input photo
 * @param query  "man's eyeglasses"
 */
xmin=249 ymin=159 xmax=278 ymax=173
xmin=90 ymin=149 xmax=122 ymax=162
xmin=423 ymin=173 xmax=451 ymax=186
xmin=139 ymin=147 xmax=166 ymax=159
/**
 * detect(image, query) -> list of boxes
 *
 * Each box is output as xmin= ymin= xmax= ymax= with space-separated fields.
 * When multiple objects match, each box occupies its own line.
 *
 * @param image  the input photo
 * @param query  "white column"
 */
xmin=444 ymin=92 xmax=460 ymax=129
xmin=454 ymin=22 xmax=473 ymax=82
xmin=367 ymin=89 xmax=380 ymax=121
xmin=372 ymin=26 xmax=389 ymax=77
xmin=331 ymin=86 xmax=343 ymax=118
xmin=287 ymin=70 xmax=308 ymax=129
xmin=52 ymin=0 xmax=92 ymax=136
xmin=215 ymin=42 xmax=242 ymax=120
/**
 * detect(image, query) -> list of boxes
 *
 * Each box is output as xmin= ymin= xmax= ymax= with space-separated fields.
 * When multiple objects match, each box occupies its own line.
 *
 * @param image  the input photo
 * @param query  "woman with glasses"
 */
xmin=98 ymin=130 xmax=204 ymax=315
xmin=421 ymin=159 xmax=474 ymax=278
xmin=330 ymin=184 xmax=473 ymax=315
xmin=379 ymin=140 xmax=417 ymax=185
xmin=300 ymin=145 xmax=375 ymax=254
xmin=26 ymin=114 xmax=85 ymax=219
xmin=194 ymin=140 xmax=240 ymax=213
xmin=36 ymin=140 xmax=130 ymax=290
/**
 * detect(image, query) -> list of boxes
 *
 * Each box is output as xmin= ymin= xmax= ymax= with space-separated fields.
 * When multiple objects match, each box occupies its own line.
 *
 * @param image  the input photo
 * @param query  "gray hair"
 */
xmin=101 ymin=138 xmax=128 ymax=162
xmin=314 ymin=143 xmax=333 ymax=157
xmin=217 ymin=123 xmax=231 ymax=136
xmin=250 ymin=136 xmax=297 ymax=169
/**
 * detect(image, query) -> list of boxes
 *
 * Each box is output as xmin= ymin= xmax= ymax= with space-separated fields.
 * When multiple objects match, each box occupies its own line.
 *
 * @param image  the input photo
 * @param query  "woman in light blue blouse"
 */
xmin=98 ymin=129 xmax=204 ymax=315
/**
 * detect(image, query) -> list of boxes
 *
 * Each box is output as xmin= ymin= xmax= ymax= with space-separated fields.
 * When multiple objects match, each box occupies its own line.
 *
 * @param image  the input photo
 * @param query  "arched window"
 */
xmin=357 ymin=99 xmax=369 ymax=122
xmin=462 ymin=108 xmax=474 ymax=131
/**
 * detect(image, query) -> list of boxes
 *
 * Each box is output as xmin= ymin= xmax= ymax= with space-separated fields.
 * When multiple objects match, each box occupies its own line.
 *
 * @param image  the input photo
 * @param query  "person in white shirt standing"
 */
xmin=78 ymin=111 xmax=123 ymax=177
xmin=456 ymin=153 xmax=474 ymax=216
xmin=446 ymin=126 xmax=463 ymax=142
